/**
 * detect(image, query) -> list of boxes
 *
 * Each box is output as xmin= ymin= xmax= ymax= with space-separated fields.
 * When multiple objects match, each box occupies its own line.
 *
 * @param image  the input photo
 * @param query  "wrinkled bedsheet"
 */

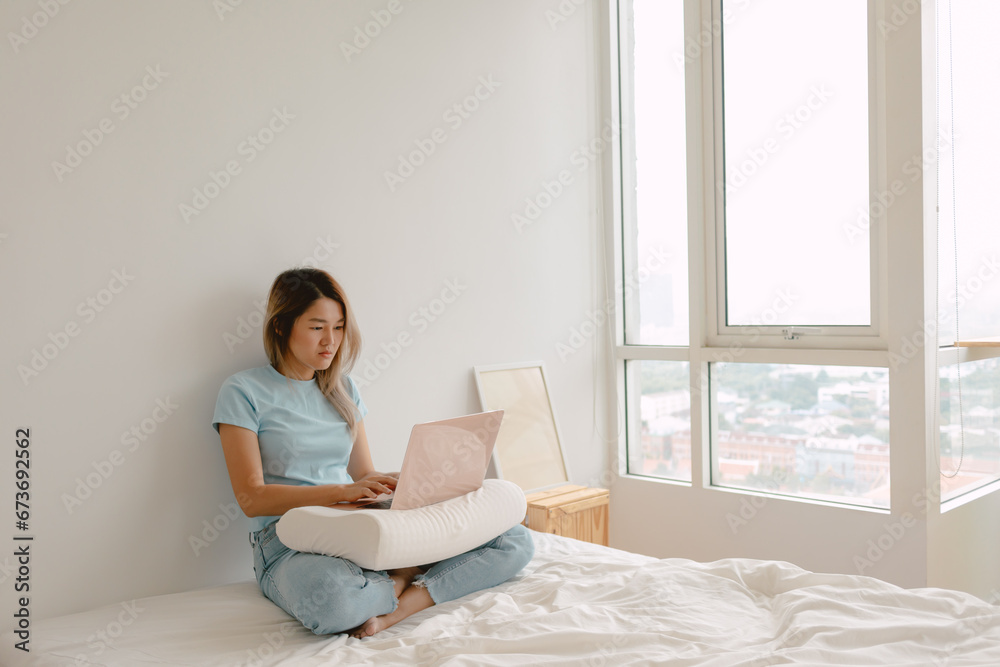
xmin=4 ymin=532 xmax=1000 ymax=666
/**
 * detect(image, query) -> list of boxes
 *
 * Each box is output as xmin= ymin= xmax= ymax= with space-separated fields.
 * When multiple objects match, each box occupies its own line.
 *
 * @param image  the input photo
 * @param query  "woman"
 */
xmin=212 ymin=268 xmax=533 ymax=638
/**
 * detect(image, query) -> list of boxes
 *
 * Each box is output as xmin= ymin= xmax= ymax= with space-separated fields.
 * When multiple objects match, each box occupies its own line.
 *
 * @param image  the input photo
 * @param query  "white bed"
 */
xmin=5 ymin=531 xmax=1000 ymax=666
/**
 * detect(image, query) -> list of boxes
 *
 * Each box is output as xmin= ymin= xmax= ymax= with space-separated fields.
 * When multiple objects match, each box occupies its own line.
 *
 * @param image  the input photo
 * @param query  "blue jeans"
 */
xmin=250 ymin=521 xmax=534 ymax=635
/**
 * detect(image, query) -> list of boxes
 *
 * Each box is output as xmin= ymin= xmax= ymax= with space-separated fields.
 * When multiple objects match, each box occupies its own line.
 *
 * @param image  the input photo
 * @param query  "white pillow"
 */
xmin=275 ymin=479 xmax=527 ymax=571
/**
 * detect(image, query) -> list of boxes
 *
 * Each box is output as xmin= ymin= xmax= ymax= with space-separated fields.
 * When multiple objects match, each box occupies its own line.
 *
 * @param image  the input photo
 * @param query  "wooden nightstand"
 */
xmin=523 ymin=485 xmax=609 ymax=546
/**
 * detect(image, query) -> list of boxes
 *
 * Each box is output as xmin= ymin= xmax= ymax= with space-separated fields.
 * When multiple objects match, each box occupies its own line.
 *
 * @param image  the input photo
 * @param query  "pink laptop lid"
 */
xmin=390 ymin=409 xmax=504 ymax=511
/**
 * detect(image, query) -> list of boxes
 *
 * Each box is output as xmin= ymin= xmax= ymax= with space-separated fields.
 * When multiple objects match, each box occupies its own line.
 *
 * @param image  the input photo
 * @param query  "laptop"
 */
xmin=336 ymin=409 xmax=504 ymax=511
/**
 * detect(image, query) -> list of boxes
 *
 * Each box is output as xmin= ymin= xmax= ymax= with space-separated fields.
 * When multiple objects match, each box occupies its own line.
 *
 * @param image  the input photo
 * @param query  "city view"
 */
xmin=632 ymin=360 xmax=1000 ymax=506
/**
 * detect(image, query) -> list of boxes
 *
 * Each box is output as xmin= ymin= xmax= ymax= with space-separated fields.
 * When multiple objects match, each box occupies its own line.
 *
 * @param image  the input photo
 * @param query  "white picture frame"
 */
xmin=473 ymin=361 xmax=571 ymax=493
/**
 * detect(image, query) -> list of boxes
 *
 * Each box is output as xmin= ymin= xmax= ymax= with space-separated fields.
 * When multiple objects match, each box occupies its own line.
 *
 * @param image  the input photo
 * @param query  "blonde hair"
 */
xmin=263 ymin=268 xmax=363 ymax=439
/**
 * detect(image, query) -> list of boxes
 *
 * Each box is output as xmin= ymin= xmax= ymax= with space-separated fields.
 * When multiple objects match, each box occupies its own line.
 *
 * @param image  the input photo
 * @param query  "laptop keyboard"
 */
xmin=356 ymin=497 xmax=393 ymax=510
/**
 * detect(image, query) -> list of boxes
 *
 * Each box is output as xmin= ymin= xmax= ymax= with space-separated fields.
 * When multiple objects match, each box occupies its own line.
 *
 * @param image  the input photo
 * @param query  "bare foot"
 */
xmin=348 ymin=583 xmax=434 ymax=639
xmin=349 ymin=615 xmax=385 ymax=638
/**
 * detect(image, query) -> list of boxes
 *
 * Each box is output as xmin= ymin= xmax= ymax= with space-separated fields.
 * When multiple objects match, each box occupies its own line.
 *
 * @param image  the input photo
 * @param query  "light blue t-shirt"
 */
xmin=212 ymin=364 xmax=367 ymax=532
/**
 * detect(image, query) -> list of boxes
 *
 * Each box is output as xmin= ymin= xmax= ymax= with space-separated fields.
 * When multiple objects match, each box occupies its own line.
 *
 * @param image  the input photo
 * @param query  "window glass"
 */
xmin=712 ymin=363 xmax=889 ymax=508
xmin=940 ymin=358 xmax=1000 ymax=502
xmin=935 ymin=0 xmax=1000 ymax=344
xmin=624 ymin=0 xmax=689 ymax=345
xmin=628 ymin=360 xmax=692 ymax=482
xmin=722 ymin=1 xmax=871 ymax=327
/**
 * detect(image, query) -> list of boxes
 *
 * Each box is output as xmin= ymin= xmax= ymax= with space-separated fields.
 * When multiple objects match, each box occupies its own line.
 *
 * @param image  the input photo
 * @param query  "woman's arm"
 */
xmin=218 ymin=423 xmax=395 ymax=518
xmin=346 ymin=420 xmax=399 ymax=482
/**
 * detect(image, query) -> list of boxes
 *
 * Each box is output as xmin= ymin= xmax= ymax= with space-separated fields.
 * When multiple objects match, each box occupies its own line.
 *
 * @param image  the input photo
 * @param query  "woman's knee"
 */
xmin=498 ymin=524 xmax=535 ymax=572
xmin=266 ymin=553 xmax=396 ymax=635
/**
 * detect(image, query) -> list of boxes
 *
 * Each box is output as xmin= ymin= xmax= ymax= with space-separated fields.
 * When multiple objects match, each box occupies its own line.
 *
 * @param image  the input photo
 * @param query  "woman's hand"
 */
xmin=344 ymin=421 xmax=399 ymax=502
xmin=339 ymin=474 xmax=397 ymax=502
xmin=359 ymin=470 xmax=398 ymax=487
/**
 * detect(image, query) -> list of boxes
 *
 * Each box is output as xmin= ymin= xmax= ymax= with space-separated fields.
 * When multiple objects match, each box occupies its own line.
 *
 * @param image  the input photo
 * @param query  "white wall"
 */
xmin=0 ymin=0 xmax=614 ymax=625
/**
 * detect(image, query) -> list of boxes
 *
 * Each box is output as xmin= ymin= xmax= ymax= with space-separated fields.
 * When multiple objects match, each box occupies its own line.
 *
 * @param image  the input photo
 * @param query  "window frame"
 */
xmin=617 ymin=0 xmax=690 ymax=349
xmin=606 ymin=0 xmax=1000 ymax=595
xmin=615 ymin=0 xmax=900 ymax=506
xmin=708 ymin=0 xmax=888 ymax=349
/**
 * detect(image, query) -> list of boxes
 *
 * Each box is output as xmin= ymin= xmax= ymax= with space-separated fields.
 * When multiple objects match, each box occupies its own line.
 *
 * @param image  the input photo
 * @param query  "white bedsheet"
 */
xmin=4 ymin=532 xmax=1000 ymax=666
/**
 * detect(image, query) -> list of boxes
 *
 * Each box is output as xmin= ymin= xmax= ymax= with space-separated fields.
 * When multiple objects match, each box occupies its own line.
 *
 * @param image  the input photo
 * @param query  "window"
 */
xmin=619 ymin=0 xmax=692 ymax=483
xmin=620 ymin=0 xmax=689 ymax=347
xmin=935 ymin=0 xmax=1000 ymax=346
xmin=939 ymin=358 xmax=1000 ymax=502
xmin=617 ymin=0 xmax=888 ymax=508
xmin=626 ymin=361 xmax=691 ymax=482
xmin=712 ymin=363 xmax=889 ymax=508
xmin=612 ymin=0 xmax=1000 ymax=582
xmin=719 ymin=0 xmax=872 ymax=331
xmin=935 ymin=0 xmax=1000 ymax=502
